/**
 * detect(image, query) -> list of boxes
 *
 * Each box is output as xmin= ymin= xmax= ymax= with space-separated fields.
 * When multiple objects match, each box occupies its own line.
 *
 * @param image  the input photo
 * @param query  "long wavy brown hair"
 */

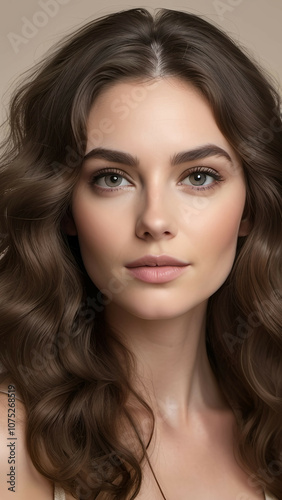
xmin=0 ymin=8 xmax=281 ymax=499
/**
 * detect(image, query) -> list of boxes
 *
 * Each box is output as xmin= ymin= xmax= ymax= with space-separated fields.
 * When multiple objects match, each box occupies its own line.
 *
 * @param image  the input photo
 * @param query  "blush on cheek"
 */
xmin=198 ymin=198 xmax=245 ymax=277
xmin=209 ymin=211 xmax=244 ymax=272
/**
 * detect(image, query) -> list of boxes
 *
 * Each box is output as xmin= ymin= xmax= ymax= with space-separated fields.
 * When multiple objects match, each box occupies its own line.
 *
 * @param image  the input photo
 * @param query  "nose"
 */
xmin=135 ymin=186 xmax=178 ymax=241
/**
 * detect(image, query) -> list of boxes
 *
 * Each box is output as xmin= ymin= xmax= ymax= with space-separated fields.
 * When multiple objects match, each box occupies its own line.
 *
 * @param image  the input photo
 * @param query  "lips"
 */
xmin=125 ymin=255 xmax=189 ymax=268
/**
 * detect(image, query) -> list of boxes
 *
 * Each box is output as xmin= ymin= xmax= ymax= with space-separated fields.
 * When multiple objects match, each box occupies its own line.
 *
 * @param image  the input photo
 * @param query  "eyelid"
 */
xmin=89 ymin=167 xmax=133 ymax=191
xmin=179 ymin=165 xmax=224 ymax=184
xmin=90 ymin=167 xmax=132 ymax=181
xmin=89 ymin=165 xmax=224 ymax=192
xmin=90 ymin=165 xmax=221 ymax=178
xmin=179 ymin=165 xmax=221 ymax=177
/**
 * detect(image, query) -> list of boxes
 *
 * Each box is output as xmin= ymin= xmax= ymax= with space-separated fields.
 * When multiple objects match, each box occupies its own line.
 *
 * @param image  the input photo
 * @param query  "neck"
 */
xmin=104 ymin=300 xmax=230 ymax=427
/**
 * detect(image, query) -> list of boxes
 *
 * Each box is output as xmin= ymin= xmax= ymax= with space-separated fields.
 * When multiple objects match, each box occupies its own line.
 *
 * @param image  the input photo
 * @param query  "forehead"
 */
xmin=85 ymin=77 xmax=239 ymax=164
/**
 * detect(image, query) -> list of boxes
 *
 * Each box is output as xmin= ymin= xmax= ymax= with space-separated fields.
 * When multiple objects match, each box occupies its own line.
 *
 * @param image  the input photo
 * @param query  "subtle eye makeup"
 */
xmin=88 ymin=165 xmax=224 ymax=193
xmin=178 ymin=166 xmax=224 ymax=191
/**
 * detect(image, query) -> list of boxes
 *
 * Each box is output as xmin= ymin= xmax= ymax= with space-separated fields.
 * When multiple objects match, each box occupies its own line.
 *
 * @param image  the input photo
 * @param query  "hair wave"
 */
xmin=0 ymin=8 xmax=281 ymax=499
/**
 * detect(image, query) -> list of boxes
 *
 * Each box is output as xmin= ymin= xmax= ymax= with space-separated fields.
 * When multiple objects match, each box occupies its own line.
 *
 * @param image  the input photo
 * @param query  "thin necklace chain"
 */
xmin=146 ymin=455 xmax=167 ymax=500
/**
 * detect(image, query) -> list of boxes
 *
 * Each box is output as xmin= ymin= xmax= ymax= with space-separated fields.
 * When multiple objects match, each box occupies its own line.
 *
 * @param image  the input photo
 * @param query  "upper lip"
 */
xmin=125 ymin=255 xmax=189 ymax=268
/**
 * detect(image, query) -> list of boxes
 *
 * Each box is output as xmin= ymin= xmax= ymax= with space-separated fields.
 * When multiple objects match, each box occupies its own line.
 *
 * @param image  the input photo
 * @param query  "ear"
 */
xmin=238 ymin=201 xmax=252 ymax=237
xmin=238 ymin=216 xmax=251 ymax=237
xmin=61 ymin=208 xmax=77 ymax=236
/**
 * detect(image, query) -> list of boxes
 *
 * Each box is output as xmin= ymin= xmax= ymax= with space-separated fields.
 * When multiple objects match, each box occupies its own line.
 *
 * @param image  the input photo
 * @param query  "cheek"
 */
xmin=215 ymin=193 xmax=246 ymax=245
xmin=190 ymin=190 xmax=246 ymax=274
xmin=182 ymin=200 xmax=245 ymax=300
xmin=71 ymin=197 xmax=128 ymax=289
xmin=76 ymin=212 xmax=112 ymax=260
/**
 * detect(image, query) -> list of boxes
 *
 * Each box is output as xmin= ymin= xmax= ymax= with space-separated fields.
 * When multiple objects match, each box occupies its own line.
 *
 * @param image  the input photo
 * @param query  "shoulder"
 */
xmin=0 ymin=381 xmax=54 ymax=500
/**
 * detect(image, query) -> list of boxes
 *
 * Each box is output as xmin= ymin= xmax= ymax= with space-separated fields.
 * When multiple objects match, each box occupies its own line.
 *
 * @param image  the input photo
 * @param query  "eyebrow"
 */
xmin=83 ymin=144 xmax=233 ymax=167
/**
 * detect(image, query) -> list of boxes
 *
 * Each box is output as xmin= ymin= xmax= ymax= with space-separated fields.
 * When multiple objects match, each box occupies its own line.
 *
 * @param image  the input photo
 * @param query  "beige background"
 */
xmin=1 ymin=0 xmax=282 ymax=123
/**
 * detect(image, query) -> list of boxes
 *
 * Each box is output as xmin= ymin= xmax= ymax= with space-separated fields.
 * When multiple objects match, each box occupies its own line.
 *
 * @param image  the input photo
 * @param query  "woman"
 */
xmin=0 ymin=7 xmax=281 ymax=500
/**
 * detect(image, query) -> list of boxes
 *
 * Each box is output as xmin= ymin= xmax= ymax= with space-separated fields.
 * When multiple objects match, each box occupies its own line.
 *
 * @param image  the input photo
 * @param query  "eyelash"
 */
xmin=89 ymin=166 xmax=224 ymax=192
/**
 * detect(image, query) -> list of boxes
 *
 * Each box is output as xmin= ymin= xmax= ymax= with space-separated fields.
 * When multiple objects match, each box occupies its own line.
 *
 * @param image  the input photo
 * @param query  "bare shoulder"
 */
xmin=0 ymin=382 xmax=54 ymax=500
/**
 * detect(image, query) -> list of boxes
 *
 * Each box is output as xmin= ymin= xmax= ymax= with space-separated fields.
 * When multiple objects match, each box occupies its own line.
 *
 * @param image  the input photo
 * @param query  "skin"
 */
xmin=64 ymin=78 xmax=265 ymax=499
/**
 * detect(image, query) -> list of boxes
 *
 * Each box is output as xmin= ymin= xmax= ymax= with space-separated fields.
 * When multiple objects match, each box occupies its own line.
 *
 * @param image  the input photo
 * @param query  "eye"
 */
xmin=90 ymin=169 xmax=132 ymax=190
xmin=184 ymin=172 xmax=213 ymax=187
xmin=180 ymin=167 xmax=223 ymax=190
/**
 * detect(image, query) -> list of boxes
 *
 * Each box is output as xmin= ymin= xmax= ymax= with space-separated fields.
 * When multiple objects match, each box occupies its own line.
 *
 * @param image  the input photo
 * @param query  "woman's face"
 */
xmin=66 ymin=78 xmax=248 ymax=320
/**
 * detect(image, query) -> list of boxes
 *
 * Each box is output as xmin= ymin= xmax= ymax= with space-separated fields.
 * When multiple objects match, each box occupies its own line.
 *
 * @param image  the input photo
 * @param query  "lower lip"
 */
xmin=126 ymin=265 xmax=189 ymax=283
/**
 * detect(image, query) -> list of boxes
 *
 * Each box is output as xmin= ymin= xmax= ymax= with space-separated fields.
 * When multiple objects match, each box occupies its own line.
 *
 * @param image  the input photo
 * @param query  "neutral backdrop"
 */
xmin=0 ymin=0 xmax=281 ymax=123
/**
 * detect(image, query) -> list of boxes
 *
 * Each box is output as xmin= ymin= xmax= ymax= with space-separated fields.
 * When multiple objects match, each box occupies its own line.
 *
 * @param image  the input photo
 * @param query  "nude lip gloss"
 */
xmin=126 ymin=265 xmax=189 ymax=283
